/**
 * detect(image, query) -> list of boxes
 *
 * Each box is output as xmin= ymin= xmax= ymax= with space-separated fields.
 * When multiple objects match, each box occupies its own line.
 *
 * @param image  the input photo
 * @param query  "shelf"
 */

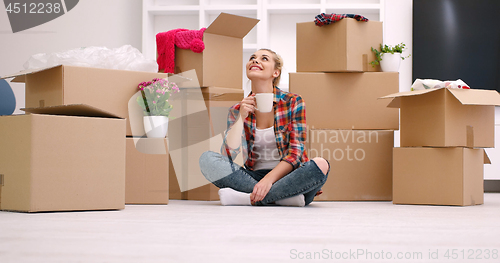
xmin=243 ymin=44 xmax=258 ymax=52
xmin=143 ymin=0 xmax=384 ymax=73
xmin=147 ymin=5 xmax=199 ymax=15
xmin=324 ymin=3 xmax=381 ymax=11
xmin=204 ymin=5 xmax=258 ymax=11
xmin=266 ymin=4 xmax=322 ymax=14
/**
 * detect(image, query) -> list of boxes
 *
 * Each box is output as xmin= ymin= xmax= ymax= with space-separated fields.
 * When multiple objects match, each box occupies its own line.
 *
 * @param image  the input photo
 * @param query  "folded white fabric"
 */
xmin=411 ymin=79 xmax=470 ymax=91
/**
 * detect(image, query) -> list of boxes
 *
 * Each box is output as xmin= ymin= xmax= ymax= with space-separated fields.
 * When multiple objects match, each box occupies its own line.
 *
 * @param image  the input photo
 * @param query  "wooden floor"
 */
xmin=1 ymin=194 xmax=500 ymax=263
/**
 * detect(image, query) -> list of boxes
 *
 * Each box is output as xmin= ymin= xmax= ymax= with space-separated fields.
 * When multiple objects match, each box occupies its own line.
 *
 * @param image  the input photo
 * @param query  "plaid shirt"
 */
xmin=221 ymin=86 xmax=309 ymax=170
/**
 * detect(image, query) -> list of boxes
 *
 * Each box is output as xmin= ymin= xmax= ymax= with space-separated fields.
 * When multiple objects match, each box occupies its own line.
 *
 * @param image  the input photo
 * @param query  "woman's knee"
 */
xmin=199 ymin=151 xmax=218 ymax=170
xmin=312 ymin=157 xmax=329 ymax=176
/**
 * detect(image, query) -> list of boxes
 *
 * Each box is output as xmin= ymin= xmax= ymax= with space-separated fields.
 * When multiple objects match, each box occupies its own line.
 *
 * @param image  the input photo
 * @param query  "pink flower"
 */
xmin=156 ymin=89 xmax=161 ymax=93
xmin=157 ymin=95 xmax=160 ymax=98
xmin=153 ymin=101 xmax=156 ymax=104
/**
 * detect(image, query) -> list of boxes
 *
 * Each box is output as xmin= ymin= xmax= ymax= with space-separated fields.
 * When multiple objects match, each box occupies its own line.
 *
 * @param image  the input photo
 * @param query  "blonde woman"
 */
xmin=199 ymin=49 xmax=329 ymax=206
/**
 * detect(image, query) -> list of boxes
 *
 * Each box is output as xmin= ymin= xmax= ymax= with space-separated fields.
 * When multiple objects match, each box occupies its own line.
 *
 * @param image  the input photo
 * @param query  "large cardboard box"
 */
xmin=0 ymin=105 xmax=126 ymax=212
xmin=289 ymin=72 xmax=399 ymax=130
xmin=169 ymin=161 xmax=219 ymax=201
xmin=126 ymin=138 xmax=169 ymax=204
xmin=308 ymin=129 xmax=394 ymax=201
xmin=168 ymin=87 xmax=244 ymax=200
xmin=393 ymin=147 xmax=490 ymax=206
xmin=296 ymin=19 xmax=382 ymax=72
xmin=1 ymin=65 xmax=168 ymax=136
xmin=381 ymin=88 xmax=500 ymax=148
xmin=166 ymin=13 xmax=259 ymax=89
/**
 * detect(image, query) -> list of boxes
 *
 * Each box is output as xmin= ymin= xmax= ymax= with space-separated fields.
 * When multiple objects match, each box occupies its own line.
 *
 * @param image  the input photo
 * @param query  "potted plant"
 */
xmin=137 ymin=78 xmax=179 ymax=138
xmin=370 ymin=43 xmax=411 ymax=72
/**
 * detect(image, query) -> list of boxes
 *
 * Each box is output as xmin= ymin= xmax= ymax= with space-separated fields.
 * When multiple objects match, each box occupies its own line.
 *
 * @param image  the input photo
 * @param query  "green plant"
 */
xmin=137 ymin=78 xmax=179 ymax=117
xmin=369 ymin=43 xmax=411 ymax=67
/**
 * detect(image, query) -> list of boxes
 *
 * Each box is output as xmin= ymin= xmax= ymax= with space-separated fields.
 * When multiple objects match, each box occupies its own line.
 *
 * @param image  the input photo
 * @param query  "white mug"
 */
xmin=255 ymin=93 xmax=274 ymax=113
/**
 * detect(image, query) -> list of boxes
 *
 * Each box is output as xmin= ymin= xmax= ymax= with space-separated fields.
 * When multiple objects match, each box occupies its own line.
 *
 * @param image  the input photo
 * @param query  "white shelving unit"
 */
xmin=142 ymin=0 xmax=384 ymax=91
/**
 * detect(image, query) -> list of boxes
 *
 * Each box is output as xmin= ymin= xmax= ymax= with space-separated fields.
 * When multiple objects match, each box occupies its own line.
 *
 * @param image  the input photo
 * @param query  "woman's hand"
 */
xmin=250 ymin=177 xmax=273 ymax=203
xmin=239 ymin=94 xmax=256 ymax=119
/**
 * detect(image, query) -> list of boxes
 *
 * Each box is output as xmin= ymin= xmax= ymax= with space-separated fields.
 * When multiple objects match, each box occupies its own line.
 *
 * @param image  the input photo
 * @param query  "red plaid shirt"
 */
xmin=222 ymin=86 xmax=309 ymax=170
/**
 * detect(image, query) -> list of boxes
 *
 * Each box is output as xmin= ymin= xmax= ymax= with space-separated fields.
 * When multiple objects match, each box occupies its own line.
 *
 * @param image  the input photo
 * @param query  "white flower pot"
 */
xmin=143 ymin=116 xmax=168 ymax=138
xmin=380 ymin=53 xmax=402 ymax=72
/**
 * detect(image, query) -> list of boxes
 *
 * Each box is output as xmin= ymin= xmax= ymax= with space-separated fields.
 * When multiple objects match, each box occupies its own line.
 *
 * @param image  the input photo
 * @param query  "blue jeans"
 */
xmin=199 ymin=151 xmax=329 ymax=206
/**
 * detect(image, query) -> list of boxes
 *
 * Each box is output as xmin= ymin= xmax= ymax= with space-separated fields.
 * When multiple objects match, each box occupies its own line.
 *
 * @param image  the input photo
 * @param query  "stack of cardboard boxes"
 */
xmin=166 ymin=13 xmax=258 ymax=201
xmin=0 ymin=66 xmax=167 ymax=212
xmin=289 ymin=18 xmax=400 ymax=201
xmin=381 ymin=88 xmax=500 ymax=206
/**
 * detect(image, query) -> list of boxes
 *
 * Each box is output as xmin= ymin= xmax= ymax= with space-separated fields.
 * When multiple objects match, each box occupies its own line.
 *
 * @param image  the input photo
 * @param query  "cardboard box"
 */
xmin=1 ymin=65 xmax=168 ymax=136
xmin=381 ymin=88 xmax=500 ymax=148
xmin=164 ymin=13 xmax=258 ymax=89
xmin=126 ymin=138 xmax=169 ymax=204
xmin=296 ymin=19 xmax=382 ymax=72
xmin=0 ymin=104 xmax=126 ymax=212
xmin=289 ymin=72 xmax=399 ymax=130
xmin=169 ymin=161 xmax=219 ymax=201
xmin=168 ymin=87 xmax=244 ymax=200
xmin=308 ymin=129 xmax=394 ymax=201
xmin=393 ymin=147 xmax=491 ymax=206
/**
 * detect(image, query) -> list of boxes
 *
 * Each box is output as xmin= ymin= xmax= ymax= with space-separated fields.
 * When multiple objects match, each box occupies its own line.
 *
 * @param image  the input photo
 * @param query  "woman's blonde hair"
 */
xmin=258 ymin=48 xmax=283 ymax=87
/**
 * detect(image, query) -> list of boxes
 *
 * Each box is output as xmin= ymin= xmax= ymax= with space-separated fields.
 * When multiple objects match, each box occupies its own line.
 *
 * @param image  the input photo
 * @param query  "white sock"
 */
xmin=275 ymin=194 xmax=305 ymax=207
xmin=218 ymin=188 xmax=251 ymax=206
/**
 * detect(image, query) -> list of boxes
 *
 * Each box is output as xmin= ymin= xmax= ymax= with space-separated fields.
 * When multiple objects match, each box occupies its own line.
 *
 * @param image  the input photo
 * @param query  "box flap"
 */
xmin=205 ymin=13 xmax=259 ymax=38
xmin=21 ymin=104 xmax=122 ymax=118
xmin=380 ymin=88 xmax=500 ymax=107
xmin=484 ymin=150 xmax=491 ymax=164
xmin=448 ymin=89 xmax=500 ymax=106
xmin=1 ymin=65 xmax=62 ymax=83
xmin=379 ymin=88 xmax=441 ymax=100
xmin=385 ymin=97 xmax=401 ymax=108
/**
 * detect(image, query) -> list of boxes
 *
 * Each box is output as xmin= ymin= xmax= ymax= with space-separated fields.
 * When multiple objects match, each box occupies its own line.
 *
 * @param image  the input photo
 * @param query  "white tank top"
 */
xmin=253 ymin=126 xmax=281 ymax=170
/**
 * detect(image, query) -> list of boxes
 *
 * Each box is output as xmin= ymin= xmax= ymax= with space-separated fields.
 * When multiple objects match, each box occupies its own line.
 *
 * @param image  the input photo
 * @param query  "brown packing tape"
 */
xmin=175 ymin=87 xmax=243 ymax=102
xmin=466 ymin=125 xmax=474 ymax=148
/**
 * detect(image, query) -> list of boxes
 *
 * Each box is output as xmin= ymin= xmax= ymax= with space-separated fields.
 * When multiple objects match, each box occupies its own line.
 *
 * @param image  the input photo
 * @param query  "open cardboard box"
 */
xmin=296 ymin=18 xmax=382 ymax=72
xmin=126 ymin=138 xmax=169 ymax=204
xmin=167 ymin=86 xmax=244 ymax=201
xmin=1 ymin=65 xmax=168 ymax=136
xmin=308 ymin=129 xmax=394 ymax=201
xmin=393 ymin=147 xmax=491 ymax=206
xmin=289 ymin=72 xmax=399 ymax=130
xmin=0 ymin=104 xmax=126 ymax=212
xmin=381 ymin=88 xmax=500 ymax=147
xmin=159 ymin=13 xmax=259 ymax=89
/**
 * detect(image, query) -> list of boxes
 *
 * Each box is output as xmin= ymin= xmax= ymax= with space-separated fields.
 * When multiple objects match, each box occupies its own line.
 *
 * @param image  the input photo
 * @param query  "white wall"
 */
xmin=383 ymin=0 xmax=412 ymax=149
xmin=0 ymin=0 xmax=142 ymax=114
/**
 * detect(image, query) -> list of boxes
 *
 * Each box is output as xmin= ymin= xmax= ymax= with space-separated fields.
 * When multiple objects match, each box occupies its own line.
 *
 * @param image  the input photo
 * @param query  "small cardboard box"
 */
xmin=289 ymin=72 xmax=399 ymax=130
xmin=0 ymin=104 xmax=126 ymax=212
xmin=126 ymin=138 xmax=169 ymax=204
xmin=1 ymin=65 xmax=168 ymax=136
xmin=393 ymin=147 xmax=491 ymax=206
xmin=168 ymin=87 xmax=244 ymax=201
xmin=166 ymin=13 xmax=259 ymax=89
xmin=381 ymin=88 xmax=500 ymax=148
xmin=296 ymin=19 xmax=382 ymax=72
xmin=308 ymin=129 xmax=394 ymax=201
